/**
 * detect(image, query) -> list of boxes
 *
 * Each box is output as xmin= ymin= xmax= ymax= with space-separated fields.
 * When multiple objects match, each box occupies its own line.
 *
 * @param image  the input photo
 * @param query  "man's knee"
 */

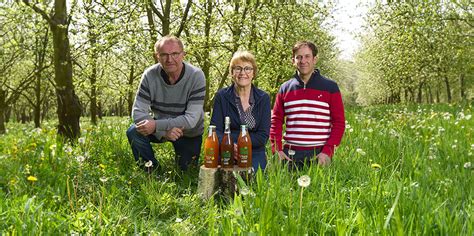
xmin=126 ymin=124 xmax=141 ymax=141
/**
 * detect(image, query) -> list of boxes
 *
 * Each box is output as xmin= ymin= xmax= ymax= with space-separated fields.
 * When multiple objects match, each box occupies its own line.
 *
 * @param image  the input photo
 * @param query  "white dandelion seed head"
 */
xmin=99 ymin=177 xmax=108 ymax=183
xmin=175 ymin=218 xmax=183 ymax=223
xmin=144 ymin=160 xmax=153 ymax=168
xmin=76 ymin=155 xmax=85 ymax=163
xmin=288 ymin=149 xmax=295 ymax=156
xmin=297 ymin=175 xmax=311 ymax=188
xmin=240 ymin=187 xmax=250 ymax=196
xmin=78 ymin=137 xmax=86 ymax=144
xmin=464 ymin=162 xmax=471 ymax=169
xmin=356 ymin=148 xmax=366 ymax=156
xmin=64 ymin=146 xmax=73 ymax=154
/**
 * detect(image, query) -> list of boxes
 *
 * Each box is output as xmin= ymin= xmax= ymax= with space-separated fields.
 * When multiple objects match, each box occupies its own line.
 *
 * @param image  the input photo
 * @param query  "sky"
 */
xmin=328 ymin=0 xmax=373 ymax=61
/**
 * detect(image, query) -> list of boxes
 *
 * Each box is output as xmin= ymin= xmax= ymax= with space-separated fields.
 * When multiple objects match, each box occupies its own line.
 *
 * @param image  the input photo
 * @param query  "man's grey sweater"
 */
xmin=132 ymin=62 xmax=206 ymax=139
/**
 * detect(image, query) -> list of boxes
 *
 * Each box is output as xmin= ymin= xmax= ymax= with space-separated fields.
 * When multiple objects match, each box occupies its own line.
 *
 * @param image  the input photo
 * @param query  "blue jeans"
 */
xmin=252 ymin=150 xmax=267 ymax=172
xmin=126 ymin=125 xmax=202 ymax=171
xmin=283 ymin=147 xmax=322 ymax=170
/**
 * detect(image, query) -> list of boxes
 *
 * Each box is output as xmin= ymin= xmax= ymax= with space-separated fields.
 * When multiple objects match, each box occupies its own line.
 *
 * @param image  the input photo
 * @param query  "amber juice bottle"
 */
xmin=204 ymin=125 xmax=219 ymax=168
xmin=220 ymin=117 xmax=233 ymax=168
xmin=237 ymin=125 xmax=252 ymax=168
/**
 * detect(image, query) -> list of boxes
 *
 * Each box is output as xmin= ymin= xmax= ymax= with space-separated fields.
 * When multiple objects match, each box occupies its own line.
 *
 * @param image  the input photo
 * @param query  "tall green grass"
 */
xmin=0 ymin=104 xmax=472 ymax=234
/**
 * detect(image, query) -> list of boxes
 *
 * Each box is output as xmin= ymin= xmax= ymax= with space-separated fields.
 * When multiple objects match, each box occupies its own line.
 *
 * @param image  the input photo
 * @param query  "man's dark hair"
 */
xmin=292 ymin=41 xmax=318 ymax=58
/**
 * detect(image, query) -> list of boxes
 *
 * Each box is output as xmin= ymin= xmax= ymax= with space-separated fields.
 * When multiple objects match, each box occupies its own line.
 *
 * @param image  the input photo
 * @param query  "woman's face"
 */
xmin=231 ymin=60 xmax=254 ymax=88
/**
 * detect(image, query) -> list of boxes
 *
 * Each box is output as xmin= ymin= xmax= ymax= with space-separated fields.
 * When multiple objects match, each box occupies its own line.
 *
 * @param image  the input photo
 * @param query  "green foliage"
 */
xmin=356 ymin=1 xmax=473 ymax=105
xmin=1 ymin=104 xmax=472 ymax=234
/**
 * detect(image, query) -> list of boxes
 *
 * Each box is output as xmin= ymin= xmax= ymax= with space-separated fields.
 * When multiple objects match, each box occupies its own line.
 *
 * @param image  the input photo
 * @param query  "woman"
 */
xmin=210 ymin=51 xmax=271 ymax=171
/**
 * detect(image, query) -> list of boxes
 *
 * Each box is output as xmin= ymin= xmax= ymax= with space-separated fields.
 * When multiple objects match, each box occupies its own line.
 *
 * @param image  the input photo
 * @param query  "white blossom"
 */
xmin=297 ymin=175 xmax=311 ymax=188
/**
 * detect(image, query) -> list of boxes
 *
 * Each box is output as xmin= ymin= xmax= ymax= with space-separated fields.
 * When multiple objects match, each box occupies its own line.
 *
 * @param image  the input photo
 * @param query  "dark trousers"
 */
xmin=282 ymin=147 xmax=322 ymax=170
xmin=126 ymin=125 xmax=202 ymax=171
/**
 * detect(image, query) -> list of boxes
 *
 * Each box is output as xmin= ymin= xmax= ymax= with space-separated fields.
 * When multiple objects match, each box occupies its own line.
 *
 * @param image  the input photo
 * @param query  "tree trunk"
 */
xmin=203 ymin=0 xmax=212 ymax=112
xmin=428 ymin=85 xmax=433 ymax=104
xmin=51 ymin=0 xmax=82 ymax=140
xmin=460 ymin=73 xmax=465 ymax=101
xmin=127 ymin=64 xmax=135 ymax=115
xmin=0 ymin=89 xmax=6 ymax=134
xmin=34 ymin=70 xmax=41 ymax=128
xmin=417 ymin=82 xmax=423 ymax=103
xmin=443 ymin=76 xmax=451 ymax=103
xmin=90 ymin=66 xmax=97 ymax=125
xmin=436 ymin=88 xmax=440 ymax=103
xmin=145 ymin=2 xmax=158 ymax=62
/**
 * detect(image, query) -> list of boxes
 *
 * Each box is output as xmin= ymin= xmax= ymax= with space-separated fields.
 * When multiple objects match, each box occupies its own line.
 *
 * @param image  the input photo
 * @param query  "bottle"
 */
xmin=204 ymin=125 xmax=219 ymax=168
xmin=220 ymin=117 xmax=234 ymax=168
xmin=237 ymin=125 xmax=252 ymax=168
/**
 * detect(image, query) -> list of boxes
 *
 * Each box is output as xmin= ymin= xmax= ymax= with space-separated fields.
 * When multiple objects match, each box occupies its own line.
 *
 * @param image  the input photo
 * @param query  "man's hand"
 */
xmin=277 ymin=150 xmax=292 ymax=161
xmin=164 ymin=127 xmax=184 ymax=141
xmin=136 ymin=119 xmax=156 ymax=136
xmin=316 ymin=152 xmax=331 ymax=166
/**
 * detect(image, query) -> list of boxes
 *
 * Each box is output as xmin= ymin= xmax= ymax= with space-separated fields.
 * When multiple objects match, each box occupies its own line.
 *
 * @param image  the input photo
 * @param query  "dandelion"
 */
xmin=356 ymin=148 xmax=366 ymax=156
xmin=297 ymin=175 xmax=311 ymax=221
xmin=76 ymin=155 xmax=85 ymax=163
xmin=99 ymin=164 xmax=106 ymax=169
xmin=78 ymin=137 xmax=85 ymax=144
xmin=144 ymin=160 xmax=153 ymax=168
xmin=464 ymin=162 xmax=471 ymax=169
xmin=31 ymin=128 xmax=42 ymax=134
xmin=371 ymin=163 xmax=382 ymax=169
xmin=240 ymin=187 xmax=250 ymax=196
xmin=27 ymin=176 xmax=38 ymax=182
xmin=288 ymin=149 xmax=295 ymax=157
xmin=297 ymin=175 xmax=311 ymax=188
xmin=64 ymin=146 xmax=73 ymax=154
xmin=99 ymin=177 xmax=108 ymax=183
xmin=175 ymin=218 xmax=183 ymax=223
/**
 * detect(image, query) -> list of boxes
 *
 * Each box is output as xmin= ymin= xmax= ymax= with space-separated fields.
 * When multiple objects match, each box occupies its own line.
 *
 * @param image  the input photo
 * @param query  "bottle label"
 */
xmin=205 ymin=148 xmax=215 ymax=163
xmin=239 ymin=147 xmax=248 ymax=163
xmin=222 ymin=151 xmax=231 ymax=165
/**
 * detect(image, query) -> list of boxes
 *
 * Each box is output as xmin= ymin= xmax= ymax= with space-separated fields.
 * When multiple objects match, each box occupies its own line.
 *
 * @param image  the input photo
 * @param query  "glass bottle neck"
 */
xmin=224 ymin=122 xmax=230 ymax=134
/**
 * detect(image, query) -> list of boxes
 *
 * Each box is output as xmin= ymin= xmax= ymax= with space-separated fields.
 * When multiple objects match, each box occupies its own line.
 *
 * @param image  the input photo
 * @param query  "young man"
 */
xmin=126 ymin=35 xmax=206 ymax=171
xmin=270 ymin=41 xmax=345 ymax=168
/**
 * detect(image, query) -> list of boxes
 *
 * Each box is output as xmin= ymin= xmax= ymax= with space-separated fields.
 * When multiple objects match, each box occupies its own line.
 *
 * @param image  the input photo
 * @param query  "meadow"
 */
xmin=0 ymin=104 xmax=472 ymax=234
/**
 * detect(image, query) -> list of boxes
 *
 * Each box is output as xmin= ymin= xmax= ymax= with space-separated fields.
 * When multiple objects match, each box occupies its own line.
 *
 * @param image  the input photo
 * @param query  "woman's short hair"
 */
xmin=229 ymin=51 xmax=258 ymax=79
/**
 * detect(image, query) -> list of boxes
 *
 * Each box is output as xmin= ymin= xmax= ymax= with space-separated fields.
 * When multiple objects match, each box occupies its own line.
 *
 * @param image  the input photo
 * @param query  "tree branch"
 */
xmin=176 ymin=0 xmax=192 ymax=37
xmin=22 ymin=0 xmax=53 ymax=25
xmin=149 ymin=0 xmax=164 ymax=21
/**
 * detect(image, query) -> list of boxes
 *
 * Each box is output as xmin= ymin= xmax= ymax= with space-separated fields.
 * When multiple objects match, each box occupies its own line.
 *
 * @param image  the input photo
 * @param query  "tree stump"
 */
xmin=196 ymin=165 xmax=220 ymax=200
xmin=197 ymin=165 xmax=253 ymax=200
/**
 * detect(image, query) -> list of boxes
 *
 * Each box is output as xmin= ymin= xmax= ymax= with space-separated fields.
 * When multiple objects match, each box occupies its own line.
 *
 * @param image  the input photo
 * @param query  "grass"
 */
xmin=0 ymin=103 xmax=473 ymax=234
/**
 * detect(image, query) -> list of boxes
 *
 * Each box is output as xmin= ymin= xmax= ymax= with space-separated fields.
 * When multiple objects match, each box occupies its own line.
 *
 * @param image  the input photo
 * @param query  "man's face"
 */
xmin=156 ymin=40 xmax=184 ymax=75
xmin=292 ymin=45 xmax=317 ymax=77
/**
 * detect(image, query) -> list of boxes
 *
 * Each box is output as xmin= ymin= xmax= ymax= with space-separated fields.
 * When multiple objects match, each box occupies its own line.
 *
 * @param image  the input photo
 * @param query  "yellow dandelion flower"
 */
xmin=371 ymin=163 xmax=382 ymax=169
xmin=27 ymin=176 xmax=38 ymax=182
xmin=99 ymin=164 xmax=106 ymax=169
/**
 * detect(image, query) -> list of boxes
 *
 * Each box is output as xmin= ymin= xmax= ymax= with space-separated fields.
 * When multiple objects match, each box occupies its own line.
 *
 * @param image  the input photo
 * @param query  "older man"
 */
xmin=126 ymin=35 xmax=206 ymax=171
